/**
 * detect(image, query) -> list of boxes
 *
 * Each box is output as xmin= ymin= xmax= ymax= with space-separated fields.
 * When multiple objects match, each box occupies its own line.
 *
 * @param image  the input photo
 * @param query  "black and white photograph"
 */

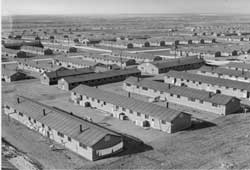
xmin=1 ymin=0 xmax=250 ymax=169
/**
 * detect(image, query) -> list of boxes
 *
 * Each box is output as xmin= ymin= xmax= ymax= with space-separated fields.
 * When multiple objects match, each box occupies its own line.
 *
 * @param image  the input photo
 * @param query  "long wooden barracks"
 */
xmin=123 ymin=77 xmax=241 ymax=115
xmin=71 ymin=84 xmax=192 ymax=133
xmin=222 ymin=62 xmax=250 ymax=72
xmin=3 ymin=96 xmax=124 ymax=161
xmin=137 ymin=56 xmax=204 ymax=75
xmin=197 ymin=66 xmax=250 ymax=83
xmin=58 ymin=68 xmax=141 ymax=91
xmin=164 ymin=70 xmax=250 ymax=100
xmin=40 ymin=67 xmax=95 ymax=85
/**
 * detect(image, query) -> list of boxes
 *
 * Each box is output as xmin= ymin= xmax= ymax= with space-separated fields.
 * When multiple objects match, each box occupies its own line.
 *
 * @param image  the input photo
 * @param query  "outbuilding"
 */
xmin=2 ymin=70 xmax=27 ymax=82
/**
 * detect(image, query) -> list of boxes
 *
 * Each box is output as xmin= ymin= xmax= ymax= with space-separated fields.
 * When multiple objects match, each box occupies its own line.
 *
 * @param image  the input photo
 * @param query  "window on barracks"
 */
xmin=177 ymin=95 xmax=180 ymax=98
xmin=126 ymin=83 xmax=131 ymax=86
xmin=68 ymin=137 xmax=71 ymax=142
xmin=161 ymin=120 xmax=166 ymax=124
xmin=58 ymin=132 xmax=64 ymax=138
xmin=145 ymin=115 xmax=149 ymax=119
xmin=137 ymin=112 xmax=141 ymax=117
xmin=212 ymin=103 xmax=218 ymax=107
xmin=103 ymin=101 xmax=106 ymax=105
xmin=142 ymin=87 xmax=148 ymax=90
xmin=79 ymin=142 xmax=87 ymax=149
xmin=122 ymin=108 xmax=126 ymax=112
xmin=188 ymin=98 xmax=195 ymax=102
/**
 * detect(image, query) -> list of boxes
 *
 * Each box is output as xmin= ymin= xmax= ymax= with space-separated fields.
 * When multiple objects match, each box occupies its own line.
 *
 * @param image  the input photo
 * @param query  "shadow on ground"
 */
xmin=140 ymin=75 xmax=154 ymax=78
xmin=187 ymin=119 xmax=216 ymax=131
xmin=101 ymin=133 xmax=153 ymax=160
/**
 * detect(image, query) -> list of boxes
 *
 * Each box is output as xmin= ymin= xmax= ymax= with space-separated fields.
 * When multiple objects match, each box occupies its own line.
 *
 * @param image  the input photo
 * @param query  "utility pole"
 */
xmin=174 ymin=43 xmax=178 ymax=59
xmin=120 ymin=49 xmax=123 ymax=69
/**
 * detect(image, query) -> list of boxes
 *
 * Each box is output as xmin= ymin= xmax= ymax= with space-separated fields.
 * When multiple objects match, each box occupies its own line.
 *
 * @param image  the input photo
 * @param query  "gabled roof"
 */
xmin=18 ymin=60 xmax=63 ymax=71
xmin=165 ymin=70 xmax=250 ymax=91
xmin=62 ymin=68 xmax=140 ymax=83
xmin=4 ymin=95 xmax=120 ymax=147
xmin=53 ymin=57 xmax=96 ymax=67
xmin=2 ymin=69 xmax=26 ymax=77
xmin=21 ymin=45 xmax=44 ymax=52
xmin=148 ymin=56 xmax=204 ymax=69
xmin=2 ymin=47 xmax=19 ymax=54
xmin=82 ymin=53 xmax=132 ymax=63
xmin=111 ymin=50 xmax=158 ymax=60
xmin=72 ymin=85 xmax=187 ymax=123
xmin=124 ymin=77 xmax=237 ymax=105
xmin=44 ymin=67 xmax=94 ymax=79
xmin=224 ymin=62 xmax=250 ymax=70
xmin=198 ymin=66 xmax=250 ymax=78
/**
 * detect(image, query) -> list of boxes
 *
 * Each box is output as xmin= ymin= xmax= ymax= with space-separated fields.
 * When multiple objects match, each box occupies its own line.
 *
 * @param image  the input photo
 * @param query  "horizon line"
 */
xmin=3 ymin=12 xmax=250 ymax=17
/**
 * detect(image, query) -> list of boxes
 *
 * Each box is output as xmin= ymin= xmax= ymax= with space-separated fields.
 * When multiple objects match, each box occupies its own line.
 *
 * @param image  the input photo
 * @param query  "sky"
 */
xmin=2 ymin=0 xmax=250 ymax=16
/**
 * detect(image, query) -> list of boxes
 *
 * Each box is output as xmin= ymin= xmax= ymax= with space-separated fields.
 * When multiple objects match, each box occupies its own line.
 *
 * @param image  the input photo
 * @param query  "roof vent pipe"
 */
xmin=80 ymin=124 xmax=83 ymax=133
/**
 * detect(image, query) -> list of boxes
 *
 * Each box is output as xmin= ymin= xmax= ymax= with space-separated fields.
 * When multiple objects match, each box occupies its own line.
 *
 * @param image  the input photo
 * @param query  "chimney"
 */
xmin=43 ymin=109 xmax=46 ymax=116
xmin=168 ymin=84 xmax=171 ymax=89
xmin=17 ymin=97 xmax=20 ymax=104
xmin=80 ymin=124 xmax=83 ymax=133
xmin=208 ymin=92 xmax=213 ymax=98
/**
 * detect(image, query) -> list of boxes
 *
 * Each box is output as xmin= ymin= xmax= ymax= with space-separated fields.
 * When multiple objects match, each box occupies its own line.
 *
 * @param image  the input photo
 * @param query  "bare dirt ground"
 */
xmin=2 ymin=79 xmax=250 ymax=169
xmin=90 ymin=113 xmax=250 ymax=169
